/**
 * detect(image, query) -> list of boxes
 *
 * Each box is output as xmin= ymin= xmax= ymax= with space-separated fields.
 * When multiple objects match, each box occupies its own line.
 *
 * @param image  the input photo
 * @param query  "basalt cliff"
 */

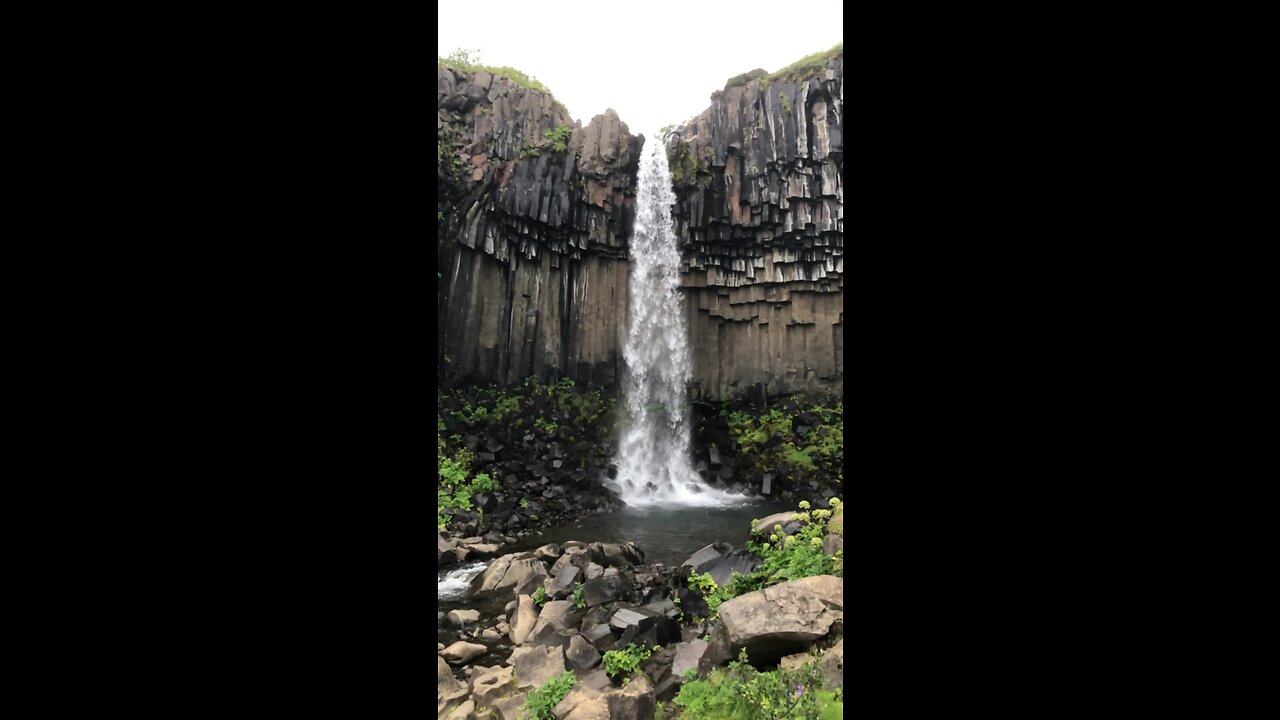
xmin=437 ymin=50 xmax=843 ymax=398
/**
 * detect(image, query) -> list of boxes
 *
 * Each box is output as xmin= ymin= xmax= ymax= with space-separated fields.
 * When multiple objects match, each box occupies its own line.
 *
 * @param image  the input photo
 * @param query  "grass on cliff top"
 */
xmin=439 ymin=48 xmax=567 ymax=113
xmin=770 ymin=41 xmax=843 ymax=83
xmin=722 ymin=41 xmax=844 ymax=93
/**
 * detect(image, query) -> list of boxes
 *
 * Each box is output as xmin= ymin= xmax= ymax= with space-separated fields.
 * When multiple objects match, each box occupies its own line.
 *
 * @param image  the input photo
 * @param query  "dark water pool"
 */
xmin=503 ymin=501 xmax=783 ymax=567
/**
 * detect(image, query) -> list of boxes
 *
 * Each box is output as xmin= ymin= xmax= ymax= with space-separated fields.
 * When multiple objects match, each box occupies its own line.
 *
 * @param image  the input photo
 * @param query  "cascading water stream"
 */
xmin=612 ymin=136 xmax=740 ymax=507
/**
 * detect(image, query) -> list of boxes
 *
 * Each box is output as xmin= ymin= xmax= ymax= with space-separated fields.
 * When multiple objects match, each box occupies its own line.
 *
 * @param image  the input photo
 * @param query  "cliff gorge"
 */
xmin=437 ymin=64 xmax=641 ymax=387
xmin=665 ymin=50 xmax=844 ymax=399
xmin=437 ymin=48 xmax=843 ymax=398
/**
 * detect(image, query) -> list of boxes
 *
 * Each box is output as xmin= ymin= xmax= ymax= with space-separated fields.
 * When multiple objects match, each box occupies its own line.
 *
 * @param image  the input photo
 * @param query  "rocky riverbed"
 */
xmin=437 ymin=499 xmax=845 ymax=719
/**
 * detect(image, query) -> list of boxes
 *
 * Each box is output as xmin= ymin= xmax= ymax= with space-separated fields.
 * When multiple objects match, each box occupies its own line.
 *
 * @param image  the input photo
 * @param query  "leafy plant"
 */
xmin=686 ymin=568 xmax=737 ymax=620
xmin=532 ymin=586 xmax=547 ymax=607
xmin=544 ymin=125 xmax=571 ymax=153
xmin=520 ymin=498 xmax=530 ymax=509
xmin=674 ymin=648 xmax=839 ymax=720
xmin=715 ymin=399 xmax=842 ymax=487
xmin=533 ymin=417 xmax=558 ymax=437
xmin=573 ymin=582 xmax=585 ymax=609
xmin=437 ymin=444 xmax=493 ymax=529
xmin=522 ymin=670 xmax=576 ymax=720
xmin=602 ymin=643 xmax=652 ymax=679
xmin=748 ymin=499 xmax=843 ymax=585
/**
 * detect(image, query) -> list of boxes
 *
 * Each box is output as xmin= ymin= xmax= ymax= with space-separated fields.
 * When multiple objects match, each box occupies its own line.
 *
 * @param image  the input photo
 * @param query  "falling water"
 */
xmin=613 ymin=136 xmax=739 ymax=507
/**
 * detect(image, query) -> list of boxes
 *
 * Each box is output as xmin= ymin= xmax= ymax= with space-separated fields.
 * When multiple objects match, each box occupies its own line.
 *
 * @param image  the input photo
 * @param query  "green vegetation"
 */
xmin=717 ymin=400 xmax=842 ymax=489
xmin=437 ymin=432 xmax=494 ymax=530
xmin=674 ymin=649 xmax=842 ymax=720
xmin=714 ymin=42 xmax=843 ymax=102
xmin=522 ymin=670 xmax=576 ymax=720
xmin=750 ymin=498 xmax=843 ymax=584
xmin=669 ymin=139 xmax=699 ymax=188
xmin=441 ymin=379 xmax=612 ymax=438
xmin=533 ymin=417 xmax=558 ymax=437
xmin=603 ymin=643 xmax=653 ymax=679
xmin=532 ymin=586 xmax=547 ymax=606
xmin=779 ymin=92 xmax=792 ymax=114
xmin=438 ymin=48 xmax=565 ymax=113
xmin=573 ymin=582 xmax=586 ymax=609
xmin=686 ymin=571 xmax=742 ymax=620
xmin=680 ymin=499 xmax=843 ymax=622
xmin=544 ymin=125 xmax=572 ymax=153
xmin=724 ymin=68 xmax=768 ymax=91
xmin=769 ymin=42 xmax=843 ymax=84
xmin=437 ymin=379 xmax=618 ymax=532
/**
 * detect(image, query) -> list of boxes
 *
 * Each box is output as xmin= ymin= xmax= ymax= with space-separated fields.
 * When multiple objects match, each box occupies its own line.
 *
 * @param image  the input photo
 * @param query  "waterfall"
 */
xmin=612 ymin=136 xmax=739 ymax=507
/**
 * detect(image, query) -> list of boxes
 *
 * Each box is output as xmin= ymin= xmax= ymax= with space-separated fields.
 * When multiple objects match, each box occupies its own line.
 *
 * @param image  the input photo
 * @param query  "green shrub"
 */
xmin=532 ymin=586 xmax=547 ymax=607
xmin=674 ymin=649 xmax=840 ymax=720
xmin=717 ymin=400 xmax=842 ymax=487
xmin=573 ymin=582 xmax=586 ymax=609
xmin=679 ymin=499 xmax=842 ymax=618
xmin=749 ymin=499 xmax=843 ymax=584
xmin=533 ymin=417 xmax=558 ymax=437
xmin=602 ymin=643 xmax=653 ymax=679
xmin=686 ymin=571 xmax=738 ymax=620
xmin=437 ymin=443 xmax=494 ymax=529
xmin=522 ymin=670 xmax=576 ymax=720
xmin=544 ymin=125 xmax=572 ymax=153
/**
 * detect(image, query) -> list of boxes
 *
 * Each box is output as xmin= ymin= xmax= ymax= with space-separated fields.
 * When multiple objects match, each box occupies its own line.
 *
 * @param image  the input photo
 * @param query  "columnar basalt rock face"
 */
xmin=665 ymin=55 xmax=844 ymax=399
xmin=438 ymin=56 xmax=843 ymax=399
xmin=437 ymin=65 xmax=643 ymax=387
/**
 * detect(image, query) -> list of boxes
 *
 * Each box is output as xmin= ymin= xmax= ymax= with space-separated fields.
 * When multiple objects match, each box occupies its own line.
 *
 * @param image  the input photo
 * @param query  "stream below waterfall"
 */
xmin=438 ymin=500 xmax=784 ymax=608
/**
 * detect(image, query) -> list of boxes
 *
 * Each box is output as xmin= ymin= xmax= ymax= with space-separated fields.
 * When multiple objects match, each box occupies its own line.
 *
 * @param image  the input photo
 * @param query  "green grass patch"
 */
xmin=438 ymin=48 xmax=566 ymax=114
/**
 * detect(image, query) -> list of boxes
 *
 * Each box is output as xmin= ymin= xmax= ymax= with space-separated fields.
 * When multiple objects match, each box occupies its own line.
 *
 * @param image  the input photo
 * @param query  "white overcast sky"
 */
xmin=438 ymin=0 xmax=843 ymax=138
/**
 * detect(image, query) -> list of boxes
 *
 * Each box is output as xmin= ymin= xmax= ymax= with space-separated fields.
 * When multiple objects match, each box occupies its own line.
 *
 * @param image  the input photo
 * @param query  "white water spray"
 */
xmin=612 ymin=136 xmax=739 ymax=507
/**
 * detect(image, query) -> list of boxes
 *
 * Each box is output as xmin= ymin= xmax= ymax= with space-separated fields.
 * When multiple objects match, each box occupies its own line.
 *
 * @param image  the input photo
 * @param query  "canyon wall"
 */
xmin=437 ymin=66 xmax=641 ymax=387
xmin=437 ymin=52 xmax=843 ymax=398
xmin=665 ymin=54 xmax=844 ymax=399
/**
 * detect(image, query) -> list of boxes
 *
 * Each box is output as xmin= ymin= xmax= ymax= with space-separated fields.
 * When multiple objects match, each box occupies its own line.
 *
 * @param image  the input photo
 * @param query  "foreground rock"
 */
xmin=471 ymin=553 xmax=548 ymax=594
xmin=510 ymin=594 xmax=538 ymax=645
xmin=701 ymin=575 xmax=843 ymax=668
xmin=441 ymin=641 xmax=488 ymax=665
xmin=510 ymin=645 xmax=566 ymax=690
xmin=819 ymin=637 xmax=844 ymax=690
xmin=438 ymin=656 xmax=469 ymax=715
